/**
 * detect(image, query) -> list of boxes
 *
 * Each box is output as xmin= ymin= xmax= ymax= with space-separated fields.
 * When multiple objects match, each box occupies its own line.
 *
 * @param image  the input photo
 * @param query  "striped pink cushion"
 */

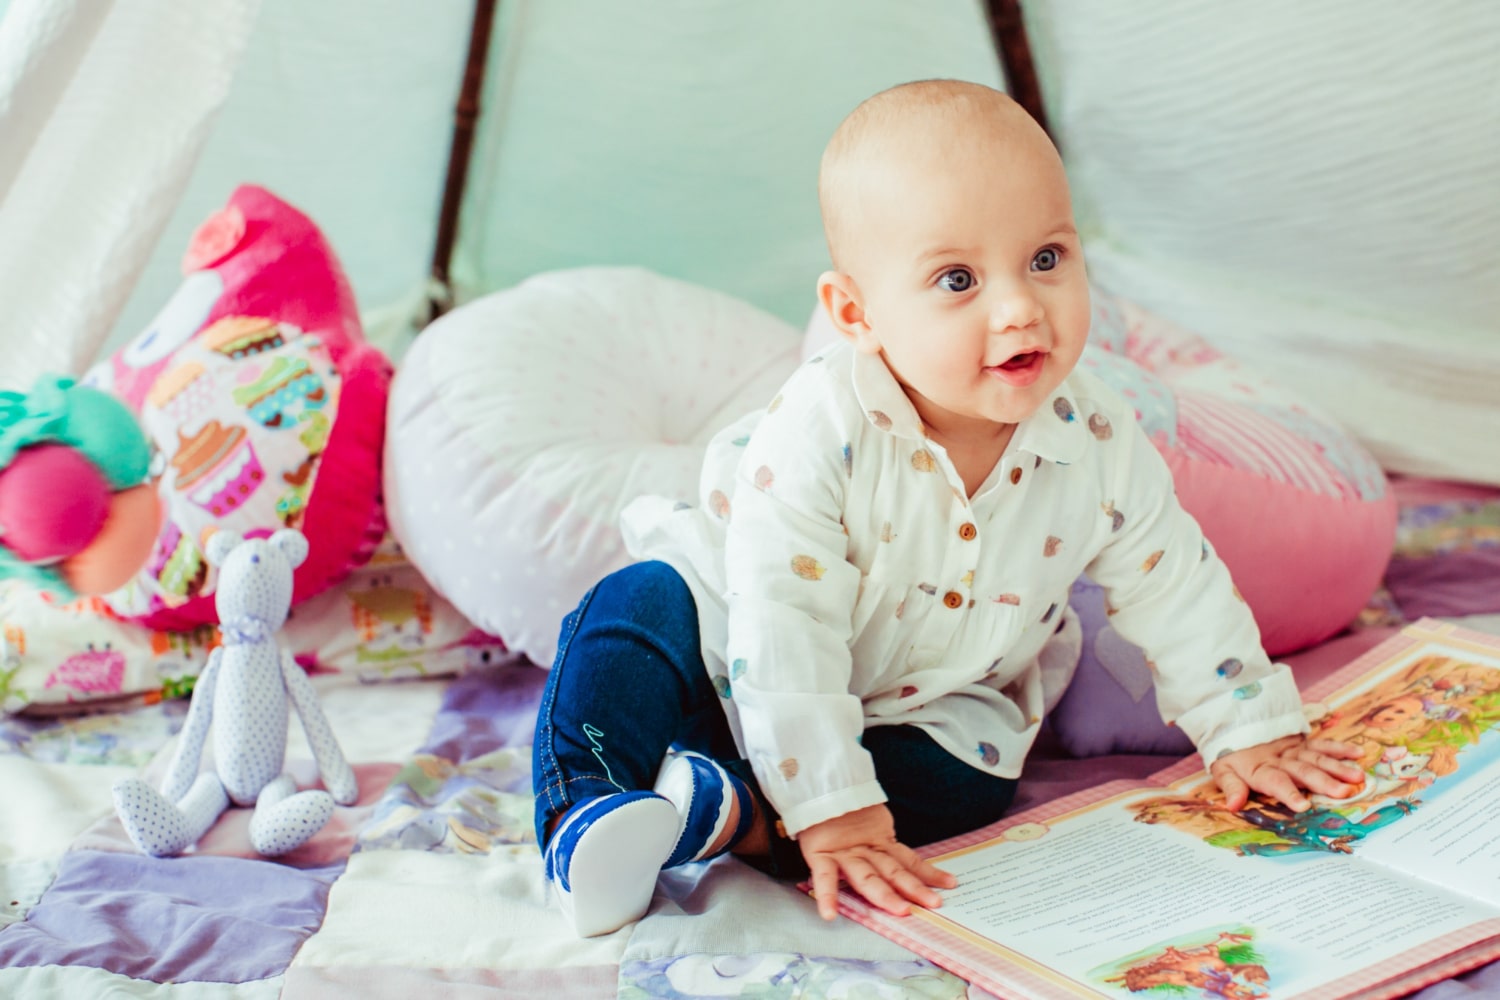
xmin=1086 ymin=290 xmax=1396 ymax=655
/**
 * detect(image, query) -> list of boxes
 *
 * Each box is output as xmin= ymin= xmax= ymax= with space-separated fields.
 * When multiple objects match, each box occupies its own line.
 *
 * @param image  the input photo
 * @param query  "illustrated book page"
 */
xmin=826 ymin=619 xmax=1500 ymax=1000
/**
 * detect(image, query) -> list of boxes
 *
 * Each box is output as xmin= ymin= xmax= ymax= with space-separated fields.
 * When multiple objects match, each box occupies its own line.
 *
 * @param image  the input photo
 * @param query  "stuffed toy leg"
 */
xmin=113 ymin=529 xmax=357 ymax=857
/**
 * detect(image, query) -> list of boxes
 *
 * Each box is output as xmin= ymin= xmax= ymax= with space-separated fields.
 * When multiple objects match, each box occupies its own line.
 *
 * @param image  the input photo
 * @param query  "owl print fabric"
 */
xmin=621 ymin=342 xmax=1308 ymax=837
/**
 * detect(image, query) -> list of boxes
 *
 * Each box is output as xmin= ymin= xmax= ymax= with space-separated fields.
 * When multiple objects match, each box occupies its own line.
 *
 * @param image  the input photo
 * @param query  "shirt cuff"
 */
xmin=1174 ymin=663 xmax=1311 ymax=766
xmin=1193 ymin=711 xmax=1312 ymax=770
xmin=775 ymin=780 xmax=888 ymax=839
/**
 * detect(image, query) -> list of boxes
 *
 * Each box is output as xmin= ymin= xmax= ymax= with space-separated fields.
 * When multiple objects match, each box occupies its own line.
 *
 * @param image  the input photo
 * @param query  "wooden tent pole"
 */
xmin=427 ymin=0 xmax=499 ymax=320
xmin=983 ymin=0 xmax=1051 ymax=137
xmin=421 ymin=2 xmax=1045 ymax=325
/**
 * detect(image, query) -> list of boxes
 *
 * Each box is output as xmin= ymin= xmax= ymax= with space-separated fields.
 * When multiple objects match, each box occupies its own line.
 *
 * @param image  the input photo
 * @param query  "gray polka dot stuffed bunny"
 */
xmin=113 ymin=529 xmax=358 ymax=857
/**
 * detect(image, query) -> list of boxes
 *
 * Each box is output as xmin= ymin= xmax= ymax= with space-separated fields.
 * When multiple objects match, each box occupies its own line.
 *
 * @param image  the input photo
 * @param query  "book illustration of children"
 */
xmin=1309 ymin=655 xmax=1499 ymax=806
xmin=1305 ymin=744 xmax=1455 ymax=814
xmin=1232 ymin=799 xmax=1415 ymax=857
xmin=528 ymin=79 xmax=1366 ymax=939
xmin=1130 ymin=653 xmax=1499 ymax=855
xmin=1099 ymin=929 xmax=1270 ymax=999
xmin=1127 ymin=791 xmax=1392 ymax=857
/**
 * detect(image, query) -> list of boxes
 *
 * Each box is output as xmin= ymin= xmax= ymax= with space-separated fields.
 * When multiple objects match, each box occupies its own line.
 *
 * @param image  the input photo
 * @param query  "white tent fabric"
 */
xmin=0 ymin=0 xmax=261 ymax=388
xmin=0 ymin=0 xmax=1495 ymax=483
xmin=443 ymin=2 xmax=1005 ymax=338
xmin=1021 ymin=0 xmax=1500 ymax=484
xmin=89 ymin=0 xmax=1002 ymax=357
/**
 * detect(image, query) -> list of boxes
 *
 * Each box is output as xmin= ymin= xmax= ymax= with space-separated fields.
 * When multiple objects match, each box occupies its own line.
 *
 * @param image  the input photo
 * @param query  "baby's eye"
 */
xmin=937 ymin=268 xmax=975 ymax=292
xmin=1031 ymin=247 xmax=1061 ymax=272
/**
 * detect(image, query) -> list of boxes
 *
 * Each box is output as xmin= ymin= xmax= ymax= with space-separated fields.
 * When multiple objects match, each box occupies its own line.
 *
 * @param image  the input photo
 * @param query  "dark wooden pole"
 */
xmin=427 ymin=0 xmax=499 ymax=320
xmin=983 ymin=0 xmax=1051 ymax=137
xmin=420 ymin=2 xmax=1044 ymax=325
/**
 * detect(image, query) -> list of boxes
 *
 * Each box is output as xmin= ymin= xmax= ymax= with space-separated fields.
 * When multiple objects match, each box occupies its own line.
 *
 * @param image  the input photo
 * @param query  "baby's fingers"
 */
xmin=1211 ymin=765 xmax=1252 ymax=812
xmin=1306 ymin=738 xmax=1365 ymax=762
xmin=841 ymin=854 xmax=917 ymax=916
xmin=865 ymin=850 xmax=944 ymax=911
xmin=807 ymin=856 xmax=843 ymax=921
xmin=1298 ymin=747 xmax=1366 ymax=787
xmin=1246 ymin=764 xmax=1310 ymax=812
xmin=1275 ymin=752 xmax=1364 ymax=802
xmin=888 ymin=842 xmax=958 ymax=890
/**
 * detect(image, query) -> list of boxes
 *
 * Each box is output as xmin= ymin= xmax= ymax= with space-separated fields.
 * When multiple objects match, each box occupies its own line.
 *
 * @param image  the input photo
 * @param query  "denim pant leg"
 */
xmin=532 ymin=560 xmax=736 ymax=847
xmin=864 ymin=724 xmax=1019 ymax=847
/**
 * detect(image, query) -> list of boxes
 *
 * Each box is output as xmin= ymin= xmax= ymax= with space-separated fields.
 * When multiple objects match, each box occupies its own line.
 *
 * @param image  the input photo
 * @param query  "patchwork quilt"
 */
xmin=2 ymin=484 xmax=1498 ymax=998
xmin=0 ymin=662 xmax=1001 ymax=998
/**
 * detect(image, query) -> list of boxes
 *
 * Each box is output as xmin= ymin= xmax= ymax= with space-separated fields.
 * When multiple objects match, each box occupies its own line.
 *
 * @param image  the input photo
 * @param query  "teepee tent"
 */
xmin=2 ymin=0 xmax=1497 ymax=483
xmin=4 ymin=10 xmax=1500 ymax=994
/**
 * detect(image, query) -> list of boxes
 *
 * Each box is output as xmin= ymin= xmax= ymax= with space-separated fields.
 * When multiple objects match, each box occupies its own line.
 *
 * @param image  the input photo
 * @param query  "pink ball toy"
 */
xmin=0 ymin=444 xmax=112 ymax=564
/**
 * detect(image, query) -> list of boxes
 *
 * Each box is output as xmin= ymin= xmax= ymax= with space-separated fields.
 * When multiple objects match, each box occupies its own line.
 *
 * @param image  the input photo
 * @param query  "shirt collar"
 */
xmin=845 ymin=344 xmax=1090 ymax=466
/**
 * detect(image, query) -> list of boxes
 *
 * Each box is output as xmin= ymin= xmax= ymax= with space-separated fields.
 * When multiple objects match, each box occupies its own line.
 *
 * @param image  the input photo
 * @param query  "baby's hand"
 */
xmin=1209 ymin=735 xmax=1366 ymax=812
xmin=798 ymin=804 xmax=957 ymax=921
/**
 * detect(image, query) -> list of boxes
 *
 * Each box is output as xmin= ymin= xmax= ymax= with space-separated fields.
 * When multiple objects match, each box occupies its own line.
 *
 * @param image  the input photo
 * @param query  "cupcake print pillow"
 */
xmin=82 ymin=185 xmax=393 ymax=631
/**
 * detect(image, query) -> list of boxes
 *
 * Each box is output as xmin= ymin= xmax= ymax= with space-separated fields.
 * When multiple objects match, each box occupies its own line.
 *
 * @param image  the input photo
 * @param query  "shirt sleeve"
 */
xmin=1084 ymin=412 xmax=1309 ymax=766
xmin=723 ymin=370 xmax=887 ymax=837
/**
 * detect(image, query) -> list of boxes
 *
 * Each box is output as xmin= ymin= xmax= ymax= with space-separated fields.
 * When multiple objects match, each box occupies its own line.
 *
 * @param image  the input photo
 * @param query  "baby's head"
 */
xmin=817 ymin=80 xmax=1090 ymax=440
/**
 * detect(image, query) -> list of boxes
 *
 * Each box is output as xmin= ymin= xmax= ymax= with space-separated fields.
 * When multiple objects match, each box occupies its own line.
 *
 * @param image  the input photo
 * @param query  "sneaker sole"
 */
xmin=555 ymin=795 xmax=680 ymax=937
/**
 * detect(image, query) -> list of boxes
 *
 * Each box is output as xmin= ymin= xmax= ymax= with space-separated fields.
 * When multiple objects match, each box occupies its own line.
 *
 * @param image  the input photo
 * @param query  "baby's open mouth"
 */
xmin=985 ymin=350 xmax=1047 ymax=386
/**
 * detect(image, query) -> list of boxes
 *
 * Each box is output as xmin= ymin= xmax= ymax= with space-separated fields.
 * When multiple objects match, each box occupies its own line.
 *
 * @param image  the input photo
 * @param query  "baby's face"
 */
xmin=844 ymin=129 xmax=1090 ymax=442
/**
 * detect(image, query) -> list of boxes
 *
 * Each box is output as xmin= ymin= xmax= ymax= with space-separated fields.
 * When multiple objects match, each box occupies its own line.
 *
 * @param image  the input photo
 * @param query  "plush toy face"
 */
xmin=206 ymin=529 xmax=309 ymax=631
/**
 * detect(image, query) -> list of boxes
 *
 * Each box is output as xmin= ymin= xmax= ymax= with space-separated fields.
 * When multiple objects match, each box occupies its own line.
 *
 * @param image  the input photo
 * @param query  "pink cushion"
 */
xmin=1080 ymin=291 xmax=1397 ymax=655
xmin=84 ymin=186 xmax=392 ymax=630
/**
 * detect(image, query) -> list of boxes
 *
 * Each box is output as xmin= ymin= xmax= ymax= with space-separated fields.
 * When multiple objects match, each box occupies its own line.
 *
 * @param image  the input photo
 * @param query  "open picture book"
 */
xmin=823 ymin=619 xmax=1500 ymax=1000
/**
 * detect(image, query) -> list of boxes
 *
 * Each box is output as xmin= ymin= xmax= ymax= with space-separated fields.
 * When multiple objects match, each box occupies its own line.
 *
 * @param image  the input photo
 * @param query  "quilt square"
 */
xmin=0 ymin=849 xmax=344 ymax=983
xmin=291 ymin=850 xmax=623 ymax=973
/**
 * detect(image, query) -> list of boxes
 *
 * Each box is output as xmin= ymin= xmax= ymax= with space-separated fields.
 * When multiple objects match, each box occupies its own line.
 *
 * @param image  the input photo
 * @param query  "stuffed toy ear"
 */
xmin=205 ymin=530 xmax=243 ymax=567
xmin=269 ymin=529 xmax=309 ymax=569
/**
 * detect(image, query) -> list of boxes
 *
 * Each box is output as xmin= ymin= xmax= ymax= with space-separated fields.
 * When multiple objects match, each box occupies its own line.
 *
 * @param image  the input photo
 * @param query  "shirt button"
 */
xmin=942 ymin=591 xmax=963 ymax=609
xmin=1010 ymin=467 xmax=1023 ymax=485
xmin=958 ymin=522 xmax=977 ymax=541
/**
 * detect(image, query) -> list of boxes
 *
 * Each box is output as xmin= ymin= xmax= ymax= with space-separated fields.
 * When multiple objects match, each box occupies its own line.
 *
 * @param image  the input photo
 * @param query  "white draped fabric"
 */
xmin=1022 ymin=0 xmax=1500 ymax=483
xmin=0 ymin=0 xmax=1494 ymax=482
xmin=0 ymin=0 xmax=261 ymax=390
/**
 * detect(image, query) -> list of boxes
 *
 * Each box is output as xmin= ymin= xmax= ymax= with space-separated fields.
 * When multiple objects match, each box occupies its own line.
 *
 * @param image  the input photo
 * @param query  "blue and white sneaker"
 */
xmin=653 ymin=751 xmax=756 ymax=868
xmin=542 ymin=791 xmax=679 ymax=937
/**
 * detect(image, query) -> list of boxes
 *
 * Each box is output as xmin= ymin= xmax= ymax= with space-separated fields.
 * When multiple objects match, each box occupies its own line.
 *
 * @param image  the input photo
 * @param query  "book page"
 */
xmin=1294 ymin=629 xmax=1500 ymax=907
xmin=926 ymin=785 xmax=1500 ymax=998
xmin=906 ymin=622 xmax=1500 ymax=998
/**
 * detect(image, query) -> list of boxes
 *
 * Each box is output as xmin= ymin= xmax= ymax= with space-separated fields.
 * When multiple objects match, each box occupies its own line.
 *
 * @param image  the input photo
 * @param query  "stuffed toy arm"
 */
xmin=161 ymin=647 xmax=223 ymax=803
xmin=280 ymin=650 xmax=357 ymax=805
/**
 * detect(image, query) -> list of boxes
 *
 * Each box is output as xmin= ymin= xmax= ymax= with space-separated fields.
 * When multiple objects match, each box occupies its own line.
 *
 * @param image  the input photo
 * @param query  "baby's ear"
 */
xmin=817 ymin=271 xmax=877 ymax=353
xmin=269 ymin=529 xmax=309 ymax=569
xmin=205 ymin=530 xmax=242 ymax=567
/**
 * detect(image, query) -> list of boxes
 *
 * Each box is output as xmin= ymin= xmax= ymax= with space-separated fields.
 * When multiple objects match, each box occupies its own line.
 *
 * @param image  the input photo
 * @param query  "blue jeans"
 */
xmin=532 ymin=561 xmax=1019 ymax=878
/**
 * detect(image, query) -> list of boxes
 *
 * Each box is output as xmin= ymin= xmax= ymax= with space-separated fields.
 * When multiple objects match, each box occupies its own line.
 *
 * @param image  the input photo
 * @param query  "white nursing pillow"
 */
xmin=384 ymin=267 xmax=802 ymax=666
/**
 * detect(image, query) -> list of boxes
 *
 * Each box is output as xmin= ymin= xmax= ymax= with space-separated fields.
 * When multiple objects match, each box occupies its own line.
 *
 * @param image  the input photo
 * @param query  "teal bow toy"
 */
xmin=0 ymin=375 xmax=152 ymax=596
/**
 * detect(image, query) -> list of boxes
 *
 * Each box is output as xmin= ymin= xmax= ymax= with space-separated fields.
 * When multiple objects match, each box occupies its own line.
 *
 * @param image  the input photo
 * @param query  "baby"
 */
xmin=531 ymin=79 xmax=1364 ymax=938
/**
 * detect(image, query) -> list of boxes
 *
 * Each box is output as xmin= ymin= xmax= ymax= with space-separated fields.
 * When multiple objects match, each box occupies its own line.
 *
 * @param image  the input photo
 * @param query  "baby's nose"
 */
xmin=990 ymin=288 xmax=1044 ymax=331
